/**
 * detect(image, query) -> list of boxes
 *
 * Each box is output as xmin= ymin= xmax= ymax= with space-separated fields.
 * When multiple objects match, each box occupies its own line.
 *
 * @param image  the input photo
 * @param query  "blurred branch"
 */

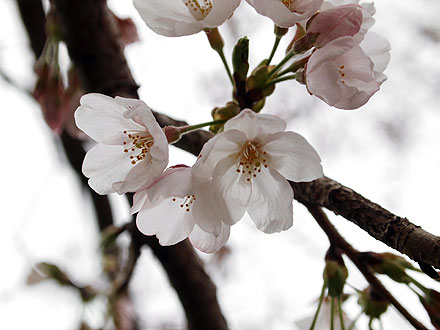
xmin=306 ymin=205 xmax=428 ymax=330
xmin=17 ymin=0 xmax=47 ymax=58
xmin=49 ymin=0 xmax=228 ymax=329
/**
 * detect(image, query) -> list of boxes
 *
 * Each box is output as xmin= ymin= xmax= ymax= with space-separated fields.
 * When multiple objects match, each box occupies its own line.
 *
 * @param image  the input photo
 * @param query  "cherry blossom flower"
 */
xmin=305 ymin=34 xmax=390 ymax=109
xmin=74 ymin=93 xmax=169 ymax=194
xmin=306 ymin=4 xmax=363 ymax=48
xmin=246 ymin=0 xmax=323 ymax=27
xmin=133 ymin=0 xmax=241 ymax=37
xmin=134 ymin=166 xmax=231 ymax=253
xmin=193 ymin=109 xmax=323 ymax=233
xmin=320 ymin=1 xmax=376 ymax=43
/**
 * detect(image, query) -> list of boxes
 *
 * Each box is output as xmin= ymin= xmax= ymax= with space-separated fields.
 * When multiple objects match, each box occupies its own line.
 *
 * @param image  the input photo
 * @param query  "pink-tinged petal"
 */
xmin=75 ymin=94 xmax=143 ymax=144
xmin=136 ymin=198 xmax=195 ymax=246
xmin=224 ymin=109 xmax=286 ymax=141
xmin=189 ymin=223 xmax=230 ymax=253
xmin=264 ymin=131 xmax=323 ymax=182
xmin=360 ymin=32 xmax=390 ymax=78
xmin=306 ymin=60 xmax=342 ymax=106
xmin=82 ymin=144 xmax=134 ymax=195
xmin=130 ymin=189 xmax=149 ymax=215
xmin=248 ymin=168 xmax=294 ymax=233
xmin=213 ymin=157 xmax=251 ymax=224
xmin=246 ymin=0 xmax=323 ymax=27
xmin=307 ymin=4 xmax=363 ymax=47
xmin=193 ymin=130 xmax=246 ymax=180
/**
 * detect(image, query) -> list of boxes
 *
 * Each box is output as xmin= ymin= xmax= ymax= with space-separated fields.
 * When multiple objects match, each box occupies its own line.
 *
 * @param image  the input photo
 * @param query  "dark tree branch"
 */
xmin=50 ymin=0 xmax=228 ymax=329
xmin=17 ymin=0 xmax=47 ymax=58
xmin=129 ymin=222 xmax=228 ymax=330
xmin=306 ymin=205 xmax=428 ymax=330
xmin=291 ymin=178 xmax=440 ymax=269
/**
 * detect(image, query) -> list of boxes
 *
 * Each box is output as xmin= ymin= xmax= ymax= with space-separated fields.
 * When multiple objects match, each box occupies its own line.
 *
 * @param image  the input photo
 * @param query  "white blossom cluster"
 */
xmin=75 ymin=0 xmax=391 ymax=253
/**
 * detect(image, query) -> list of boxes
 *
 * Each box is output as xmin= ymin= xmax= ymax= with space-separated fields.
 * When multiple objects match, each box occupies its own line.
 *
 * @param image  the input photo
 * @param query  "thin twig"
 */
xmin=305 ymin=204 xmax=428 ymax=330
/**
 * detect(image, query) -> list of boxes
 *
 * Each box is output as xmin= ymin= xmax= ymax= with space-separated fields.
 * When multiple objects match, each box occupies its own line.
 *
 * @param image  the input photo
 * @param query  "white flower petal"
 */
xmin=192 ymin=129 xmax=246 ymax=180
xmin=75 ymin=94 xmax=143 ymax=145
xmin=224 ymin=109 xmax=286 ymax=141
xmin=246 ymin=0 xmax=323 ymax=27
xmin=264 ymin=131 xmax=323 ymax=182
xmin=112 ymin=154 xmax=168 ymax=194
xmin=130 ymin=189 xmax=149 ymax=215
xmin=82 ymin=144 xmax=134 ymax=195
xmin=134 ymin=0 xmax=240 ymax=37
xmin=247 ymin=168 xmax=294 ymax=233
xmin=189 ymin=223 xmax=230 ymax=253
xmin=136 ymin=198 xmax=195 ymax=246
xmin=213 ymin=157 xmax=251 ymax=224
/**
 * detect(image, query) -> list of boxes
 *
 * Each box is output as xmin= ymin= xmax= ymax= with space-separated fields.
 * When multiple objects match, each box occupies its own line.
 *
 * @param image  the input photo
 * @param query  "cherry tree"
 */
xmin=5 ymin=0 xmax=440 ymax=329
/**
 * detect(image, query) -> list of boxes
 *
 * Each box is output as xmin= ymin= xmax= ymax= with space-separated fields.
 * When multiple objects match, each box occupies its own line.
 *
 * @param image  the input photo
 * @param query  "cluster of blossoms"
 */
xmin=74 ymin=0 xmax=390 ymax=253
xmin=75 ymin=94 xmax=323 ymax=252
xmin=134 ymin=0 xmax=390 ymax=109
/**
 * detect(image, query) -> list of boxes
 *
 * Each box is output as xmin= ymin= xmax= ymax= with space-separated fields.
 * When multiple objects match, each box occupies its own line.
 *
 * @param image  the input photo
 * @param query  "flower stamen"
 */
xmin=281 ymin=0 xmax=304 ymax=13
xmin=183 ymin=0 xmax=213 ymax=21
xmin=172 ymin=194 xmax=196 ymax=212
xmin=236 ymin=141 xmax=268 ymax=182
xmin=122 ymin=130 xmax=155 ymax=165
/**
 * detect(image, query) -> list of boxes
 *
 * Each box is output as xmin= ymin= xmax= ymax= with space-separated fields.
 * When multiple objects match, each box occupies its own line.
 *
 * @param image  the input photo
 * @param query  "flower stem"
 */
xmin=309 ymin=278 xmax=327 ymax=330
xmin=267 ymin=35 xmax=282 ymax=65
xmin=337 ymin=296 xmax=346 ymax=330
xmin=216 ymin=48 xmax=234 ymax=85
xmin=266 ymin=49 xmax=297 ymax=80
xmin=180 ymin=119 xmax=227 ymax=135
xmin=330 ymin=297 xmax=335 ymax=330
xmin=266 ymin=74 xmax=296 ymax=86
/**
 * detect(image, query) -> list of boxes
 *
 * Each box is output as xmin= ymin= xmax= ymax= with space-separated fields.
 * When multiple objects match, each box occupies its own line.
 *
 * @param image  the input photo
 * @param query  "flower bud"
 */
xmin=307 ymin=4 xmax=363 ymax=48
xmin=246 ymin=65 xmax=276 ymax=103
xmin=232 ymin=37 xmax=250 ymax=82
xmin=324 ymin=247 xmax=348 ymax=297
xmin=420 ymin=289 xmax=440 ymax=329
xmin=358 ymin=286 xmax=389 ymax=320
xmin=210 ymin=101 xmax=241 ymax=133
xmin=364 ymin=252 xmax=414 ymax=284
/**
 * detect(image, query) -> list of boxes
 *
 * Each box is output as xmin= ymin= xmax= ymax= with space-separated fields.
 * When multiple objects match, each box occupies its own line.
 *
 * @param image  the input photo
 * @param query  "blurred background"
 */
xmin=1 ymin=0 xmax=440 ymax=329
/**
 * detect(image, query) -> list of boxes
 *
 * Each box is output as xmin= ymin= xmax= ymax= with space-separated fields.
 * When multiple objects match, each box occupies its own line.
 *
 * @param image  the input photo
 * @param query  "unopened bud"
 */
xmin=365 ymin=252 xmax=414 ymax=284
xmin=246 ymin=65 xmax=276 ymax=102
xmin=210 ymin=101 xmax=240 ymax=133
xmin=232 ymin=37 xmax=250 ymax=82
xmin=324 ymin=247 xmax=348 ymax=297
xmin=420 ymin=289 xmax=440 ymax=329
xmin=306 ymin=4 xmax=363 ymax=48
xmin=358 ymin=286 xmax=389 ymax=320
